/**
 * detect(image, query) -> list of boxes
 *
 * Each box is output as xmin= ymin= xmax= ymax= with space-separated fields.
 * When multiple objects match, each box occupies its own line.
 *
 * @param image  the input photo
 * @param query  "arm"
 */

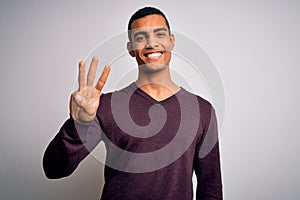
xmin=43 ymin=57 xmax=110 ymax=179
xmin=194 ymin=107 xmax=223 ymax=200
xmin=43 ymin=117 xmax=100 ymax=179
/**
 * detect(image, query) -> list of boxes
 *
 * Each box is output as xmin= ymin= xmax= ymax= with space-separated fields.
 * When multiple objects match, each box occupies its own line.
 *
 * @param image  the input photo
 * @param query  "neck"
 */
xmin=135 ymin=66 xmax=180 ymax=101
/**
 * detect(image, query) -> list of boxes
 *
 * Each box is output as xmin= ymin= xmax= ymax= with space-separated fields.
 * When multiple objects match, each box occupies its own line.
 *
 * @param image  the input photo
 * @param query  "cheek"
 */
xmin=136 ymin=50 xmax=144 ymax=58
xmin=160 ymin=38 xmax=173 ymax=48
xmin=164 ymin=52 xmax=172 ymax=60
xmin=163 ymin=44 xmax=173 ymax=51
xmin=132 ymin=42 xmax=145 ymax=51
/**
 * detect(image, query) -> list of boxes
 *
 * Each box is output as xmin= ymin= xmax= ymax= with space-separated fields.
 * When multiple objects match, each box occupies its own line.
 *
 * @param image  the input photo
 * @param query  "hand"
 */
xmin=70 ymin=56 xmax=110 ymax=123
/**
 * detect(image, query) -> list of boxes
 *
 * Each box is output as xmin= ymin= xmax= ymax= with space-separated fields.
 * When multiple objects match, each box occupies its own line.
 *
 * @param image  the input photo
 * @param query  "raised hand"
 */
xmin=70 ymin=56 xmax=110 ymax=123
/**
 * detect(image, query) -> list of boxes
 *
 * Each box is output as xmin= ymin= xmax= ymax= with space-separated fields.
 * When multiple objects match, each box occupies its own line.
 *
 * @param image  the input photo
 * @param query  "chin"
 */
xmin=139 ymin=63 xmax=168 ymax=73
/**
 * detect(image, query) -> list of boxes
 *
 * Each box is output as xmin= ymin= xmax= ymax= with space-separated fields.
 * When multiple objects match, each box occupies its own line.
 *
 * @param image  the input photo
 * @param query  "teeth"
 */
xmin=147 ymin=52 xmax=162 ymax=59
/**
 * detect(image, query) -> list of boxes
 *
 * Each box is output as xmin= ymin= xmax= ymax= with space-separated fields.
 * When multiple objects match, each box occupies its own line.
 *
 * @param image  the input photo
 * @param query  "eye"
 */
xmin=156 ymin=32 xmax=166 ymax=38
xmin=134 ymin=35 xmax=146 ymax=42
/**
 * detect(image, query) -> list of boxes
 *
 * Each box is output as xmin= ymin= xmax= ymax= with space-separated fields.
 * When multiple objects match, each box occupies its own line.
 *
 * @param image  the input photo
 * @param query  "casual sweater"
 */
xmin=43 ymin=83 xmax=222 ymax=200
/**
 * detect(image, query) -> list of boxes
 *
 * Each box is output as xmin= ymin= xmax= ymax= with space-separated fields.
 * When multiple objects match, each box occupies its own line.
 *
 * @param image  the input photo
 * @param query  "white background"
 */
xmin=0 ymin=0 xmax=299 ymax=199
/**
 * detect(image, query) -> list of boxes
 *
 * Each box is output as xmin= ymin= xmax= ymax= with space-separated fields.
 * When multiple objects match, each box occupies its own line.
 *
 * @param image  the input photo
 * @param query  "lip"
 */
xmin=143 ymin=51 xmax=164 ymax=59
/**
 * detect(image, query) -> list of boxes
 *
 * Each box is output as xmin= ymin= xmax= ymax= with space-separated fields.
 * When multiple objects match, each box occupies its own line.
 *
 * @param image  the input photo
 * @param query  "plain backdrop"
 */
xmin=0 ymin=0 xmax=299 ymax=199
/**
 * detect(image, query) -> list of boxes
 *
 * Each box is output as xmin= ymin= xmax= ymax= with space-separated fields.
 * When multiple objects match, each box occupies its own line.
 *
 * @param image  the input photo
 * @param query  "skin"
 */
xmin=128 ymin=14 xmax=180 ymax=100
xmin=71 ymin=14 xmax=179 ymax=123
xmin=70 ymin=57 xmax=110 ymax=123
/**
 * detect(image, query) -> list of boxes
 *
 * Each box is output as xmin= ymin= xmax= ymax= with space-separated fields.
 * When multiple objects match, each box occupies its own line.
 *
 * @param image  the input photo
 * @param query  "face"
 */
xmin=127 ymin=14 xmax=175 ymax=73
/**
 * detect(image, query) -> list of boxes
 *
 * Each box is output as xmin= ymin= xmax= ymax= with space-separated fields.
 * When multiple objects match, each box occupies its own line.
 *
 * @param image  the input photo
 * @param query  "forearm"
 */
xmin=43 ymin=117 xmax=100 ymax=179
xmin=195 ymin=107 xmax=223 ymax=199
xmin=195 ymin=141 xmax=223 ymax=200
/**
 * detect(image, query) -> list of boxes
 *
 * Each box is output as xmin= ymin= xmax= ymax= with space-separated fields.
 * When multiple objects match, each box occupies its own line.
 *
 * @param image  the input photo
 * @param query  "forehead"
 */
xmin=130 ymin=14 xmax=168 ymax=30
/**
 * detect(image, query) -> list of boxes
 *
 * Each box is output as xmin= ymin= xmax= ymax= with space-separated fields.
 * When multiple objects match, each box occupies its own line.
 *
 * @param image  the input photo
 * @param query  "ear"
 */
xmin=127 ymin=42 xmax=135 ymax=57
xmin=169 ymin=34 xmax=175 ymax=50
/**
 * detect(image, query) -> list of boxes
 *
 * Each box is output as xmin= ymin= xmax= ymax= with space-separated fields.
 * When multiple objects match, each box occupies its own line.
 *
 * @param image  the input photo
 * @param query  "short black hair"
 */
xmin=127 ymin=7 xmax=171 ymax=41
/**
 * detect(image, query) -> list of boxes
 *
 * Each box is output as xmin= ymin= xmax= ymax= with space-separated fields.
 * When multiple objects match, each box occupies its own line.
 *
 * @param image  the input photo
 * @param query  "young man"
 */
xmin=43 ymin=7 xmax=223 ymax=200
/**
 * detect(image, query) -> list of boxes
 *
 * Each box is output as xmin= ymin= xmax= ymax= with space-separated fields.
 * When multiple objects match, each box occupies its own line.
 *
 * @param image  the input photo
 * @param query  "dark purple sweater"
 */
xmin=43 ymin=83 xmax=222 ymax=199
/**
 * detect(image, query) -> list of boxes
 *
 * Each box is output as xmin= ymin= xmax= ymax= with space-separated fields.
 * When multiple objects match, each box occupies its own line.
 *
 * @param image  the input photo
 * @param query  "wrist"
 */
xmin=70 ymin=113 xmax=93 ymax=126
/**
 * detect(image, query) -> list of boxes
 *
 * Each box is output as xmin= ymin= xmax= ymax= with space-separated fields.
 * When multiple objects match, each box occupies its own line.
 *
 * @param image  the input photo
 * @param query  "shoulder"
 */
xmin=100 ymin=83 xmax=134 ymax=101
xmin=100 ymin=92 xmax=112 ymax=103
xmin=98 ymin=83 xmax=135 ymax=111
xmin=180 ymin=88 xmax=214 ymax=111
xmin=180 ymin=88 xmax=216 ymax=127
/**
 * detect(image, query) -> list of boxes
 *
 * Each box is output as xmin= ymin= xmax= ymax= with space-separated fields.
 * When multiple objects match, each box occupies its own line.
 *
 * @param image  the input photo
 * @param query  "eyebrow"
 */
xmin=153 ymin=27 xmax=168 ymax=33
xmin=133 ymin=31 xmax=147 ymax=38
xmin=133 ymin=27 xmax=168 ymax=38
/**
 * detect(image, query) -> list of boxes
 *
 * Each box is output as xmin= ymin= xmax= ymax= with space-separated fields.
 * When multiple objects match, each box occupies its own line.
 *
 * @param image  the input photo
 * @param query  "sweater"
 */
xmin=43 ymin=83 xmax=222 ymax=200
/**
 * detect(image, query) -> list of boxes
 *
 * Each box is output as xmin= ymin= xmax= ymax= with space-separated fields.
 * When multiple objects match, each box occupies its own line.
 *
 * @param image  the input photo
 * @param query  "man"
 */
xmin=43 ymin=7 xmax=223 ymax=200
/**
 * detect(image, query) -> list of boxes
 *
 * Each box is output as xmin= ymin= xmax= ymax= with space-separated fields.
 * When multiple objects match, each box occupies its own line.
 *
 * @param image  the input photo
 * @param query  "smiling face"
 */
xmin=127 ymin=14 xmax=175 ymax=73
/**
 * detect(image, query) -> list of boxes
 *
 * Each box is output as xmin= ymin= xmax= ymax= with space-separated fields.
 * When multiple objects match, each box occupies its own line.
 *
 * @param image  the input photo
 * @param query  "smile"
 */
xmin=144 ymin=52 xmax=163 ymax=59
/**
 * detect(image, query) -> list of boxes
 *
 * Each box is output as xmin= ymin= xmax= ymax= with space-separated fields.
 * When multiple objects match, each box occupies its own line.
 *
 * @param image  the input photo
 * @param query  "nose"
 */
xmin=145 ymin=35 xmax=158 ymax=48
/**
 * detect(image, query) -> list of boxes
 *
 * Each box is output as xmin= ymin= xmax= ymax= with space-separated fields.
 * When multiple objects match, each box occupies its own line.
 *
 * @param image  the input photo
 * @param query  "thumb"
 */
xmin=75 ymin=94 xmax=83 ymax=103
xmin=74 ymin=94 xmax=92 ymax=113
xmin=73 ymin=93 xmax=85 ymax=108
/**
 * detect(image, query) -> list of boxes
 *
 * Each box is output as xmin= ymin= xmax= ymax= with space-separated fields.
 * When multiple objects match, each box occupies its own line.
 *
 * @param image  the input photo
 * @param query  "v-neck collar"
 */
xmin=130 ymin=82 xmax=184 ymax=104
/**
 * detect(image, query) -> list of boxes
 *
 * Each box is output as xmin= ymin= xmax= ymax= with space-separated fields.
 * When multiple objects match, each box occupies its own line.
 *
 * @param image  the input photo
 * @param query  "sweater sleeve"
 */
xmin=43 ymin=116 xmax=102 ymax=179
xmin=193 ymin=107 xmax=223 ymax=200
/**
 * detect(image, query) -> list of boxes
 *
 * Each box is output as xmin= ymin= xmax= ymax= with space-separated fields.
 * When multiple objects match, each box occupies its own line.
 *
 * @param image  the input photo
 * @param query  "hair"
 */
xmin=127 ymin=7 xmax=171 ymax=41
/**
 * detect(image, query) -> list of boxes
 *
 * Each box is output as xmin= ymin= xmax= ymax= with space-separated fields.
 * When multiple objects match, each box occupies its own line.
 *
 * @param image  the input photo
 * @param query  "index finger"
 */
xmin=78 ymin=61 xmax=85 ymax=91
xmin=96 ymin=65 xmax=111 ymax=92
